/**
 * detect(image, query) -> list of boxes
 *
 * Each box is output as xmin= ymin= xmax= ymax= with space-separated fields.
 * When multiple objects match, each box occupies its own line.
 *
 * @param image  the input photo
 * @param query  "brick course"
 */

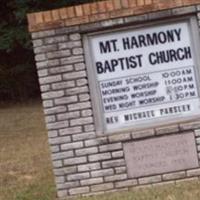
xmin=28 ymin=0 xmax=200 ymax=32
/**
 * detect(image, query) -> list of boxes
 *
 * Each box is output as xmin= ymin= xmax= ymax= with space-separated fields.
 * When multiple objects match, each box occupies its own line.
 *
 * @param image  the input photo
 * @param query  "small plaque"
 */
xmin=124 ymin=133 xmax=199 ymax=178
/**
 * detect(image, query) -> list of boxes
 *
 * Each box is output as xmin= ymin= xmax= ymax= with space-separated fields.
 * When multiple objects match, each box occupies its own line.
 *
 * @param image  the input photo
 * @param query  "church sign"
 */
xmin=85 ymin=18 xmax=200 ymax=133
xmin=28 ymin=2 xmax=200 ymax=198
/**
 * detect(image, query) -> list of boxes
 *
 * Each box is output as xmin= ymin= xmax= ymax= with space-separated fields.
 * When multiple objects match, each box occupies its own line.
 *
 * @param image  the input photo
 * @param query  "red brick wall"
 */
xmin=27 ymin=0 xmax=200 ymax=32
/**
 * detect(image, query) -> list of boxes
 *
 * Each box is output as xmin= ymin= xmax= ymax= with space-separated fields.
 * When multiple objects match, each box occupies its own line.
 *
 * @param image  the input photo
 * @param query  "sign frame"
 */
xmin=83 ymin=16 xmax=200 ymax=135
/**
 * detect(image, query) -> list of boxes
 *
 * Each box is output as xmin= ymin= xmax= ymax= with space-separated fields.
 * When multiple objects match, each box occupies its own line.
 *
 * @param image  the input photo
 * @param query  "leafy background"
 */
xmin=0 ymin=0 xmax=98 ymax=102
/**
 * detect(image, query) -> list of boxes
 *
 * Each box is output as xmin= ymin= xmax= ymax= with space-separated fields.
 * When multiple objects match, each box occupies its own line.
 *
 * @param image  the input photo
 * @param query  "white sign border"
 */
xmin=83 ymin=16 xmax=200 ymax=135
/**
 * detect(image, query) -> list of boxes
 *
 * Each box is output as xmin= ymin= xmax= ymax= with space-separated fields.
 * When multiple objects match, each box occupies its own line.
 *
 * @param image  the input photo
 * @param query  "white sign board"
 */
xmin=87 ymin=20 xmax=200 ymax=132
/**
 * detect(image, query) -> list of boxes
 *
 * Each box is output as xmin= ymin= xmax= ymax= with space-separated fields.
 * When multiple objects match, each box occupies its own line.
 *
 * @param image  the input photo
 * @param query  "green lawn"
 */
xmin=0 ymin=101 xmax=56 ymax=200
xmin=1 ymin=101 xmax=200 ymax=200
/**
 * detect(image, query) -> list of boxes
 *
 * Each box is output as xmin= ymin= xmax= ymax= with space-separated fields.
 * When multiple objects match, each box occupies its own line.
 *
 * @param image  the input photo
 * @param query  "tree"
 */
xmin=0 ymin=0 xmax=99 ymax=102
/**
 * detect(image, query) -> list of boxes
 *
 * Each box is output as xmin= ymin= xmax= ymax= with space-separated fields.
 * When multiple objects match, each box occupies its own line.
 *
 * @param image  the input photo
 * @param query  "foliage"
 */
xmin=0 ymin=0 xmax=99 ymax=102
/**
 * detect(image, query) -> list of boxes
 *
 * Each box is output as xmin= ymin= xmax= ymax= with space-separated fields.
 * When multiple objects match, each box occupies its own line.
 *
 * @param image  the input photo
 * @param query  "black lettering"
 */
xmin=160 ymin=104 xmax=191 ymax=116
xmin=174 ymin=28 xmax=181 ymax=41
xmin=106 ymin=116 xmax=118 ymax=124
xmin=184 ymin=47 xmax=192 ymax=59
xmin=188 ymin=84 xmax=194 ymax=89
xmin=166 ymin=30 xmax=175 ymax=42
xmin=138 ymin=35 xmax=147 ymax=47
xmin=111 ymin=59 xmax=118 ymax=71
xmin=104 ymin=60 xmax=113 ymax=72
xmin=99 ymin=39 xmax=118 ymax=54
xmin=99 ymin=41 xmax=111 ymax=53
xmin=96 ymin=62 xmax=104 ymax=74
xmin=122 ymin=28 xmax=182 ymax=50
xmin=136 ymin=55 xmax=143 ymax=67
xmin=169 ymin=49 xmax=177 ymax=61
xmin=186 ymin=69 xmax=192 ymax=74
xmin=122 ymin=37 xmax=130 ymax=50
xmin=149 ymin=46 xmax=192 ymax=65
xmin=149 ymin=53 xmax=157 ymax=65
xmin=176 ymin=48 xmax=184 ymax=60
xmin=158 ymin=32 xmax=167 ymax=44
xmin=146 ymin=33 xmax=158 ymax=46
xmin=131 ymin=37 xmax=139 ymax=48
xmin=104 ymin=104 xmax=117 ymax=111
xmin=118 ymin=57 xmax=125 ymax=70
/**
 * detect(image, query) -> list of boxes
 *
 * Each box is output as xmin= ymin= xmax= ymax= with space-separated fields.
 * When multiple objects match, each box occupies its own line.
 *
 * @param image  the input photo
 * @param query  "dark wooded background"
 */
xmin=0 ymin=0 xmax=101 ymax=102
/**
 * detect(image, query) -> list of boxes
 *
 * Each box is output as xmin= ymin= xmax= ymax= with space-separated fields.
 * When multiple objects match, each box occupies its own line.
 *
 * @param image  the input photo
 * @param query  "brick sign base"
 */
xmin=28 ymin=1 xmax=200 ymax=199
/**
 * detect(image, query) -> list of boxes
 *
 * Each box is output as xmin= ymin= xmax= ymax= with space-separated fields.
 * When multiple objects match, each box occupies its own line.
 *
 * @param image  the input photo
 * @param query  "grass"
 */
xmin=1 ymin=101 xmax=200 ymax=200
xmin=80 ymin=181 xmax=200 ymax=200
xmin=0 ymin=101 xmax=56 ymax=200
